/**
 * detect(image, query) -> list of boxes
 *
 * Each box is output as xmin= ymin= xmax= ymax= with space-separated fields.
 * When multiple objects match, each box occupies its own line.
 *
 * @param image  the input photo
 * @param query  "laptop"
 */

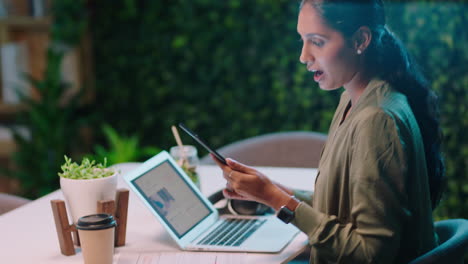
xmin=124 ymin=151 xmax=299 ymax=252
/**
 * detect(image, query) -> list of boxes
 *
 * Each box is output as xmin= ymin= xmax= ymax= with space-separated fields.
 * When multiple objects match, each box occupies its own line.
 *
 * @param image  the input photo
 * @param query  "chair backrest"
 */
xmin=200 ymin=131 xmax=327 ymax=168
xmin=0 ymin=193 xmax=30 ymax=215
xmin=409 ymin=218 xmax=468 ymax=264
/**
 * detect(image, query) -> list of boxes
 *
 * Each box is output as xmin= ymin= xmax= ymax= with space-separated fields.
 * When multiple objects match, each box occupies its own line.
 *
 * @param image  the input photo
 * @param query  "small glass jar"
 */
xmin=170 ymin=145 xmax=200 ymax=188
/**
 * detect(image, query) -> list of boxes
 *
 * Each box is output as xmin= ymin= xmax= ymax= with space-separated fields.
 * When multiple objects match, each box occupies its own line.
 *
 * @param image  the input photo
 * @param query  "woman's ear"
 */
xmin=353 ymin=26 xmax=372 ymax=54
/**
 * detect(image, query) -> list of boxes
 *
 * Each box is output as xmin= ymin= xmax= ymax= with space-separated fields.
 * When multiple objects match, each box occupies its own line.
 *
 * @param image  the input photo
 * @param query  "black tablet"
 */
xmin=178 ymin=123 xmax=227 ymax=165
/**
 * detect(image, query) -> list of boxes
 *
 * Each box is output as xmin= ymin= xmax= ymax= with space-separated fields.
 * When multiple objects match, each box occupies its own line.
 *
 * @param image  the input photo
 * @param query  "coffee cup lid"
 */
xmin=76 ymin=214 xmax=117 ymax=230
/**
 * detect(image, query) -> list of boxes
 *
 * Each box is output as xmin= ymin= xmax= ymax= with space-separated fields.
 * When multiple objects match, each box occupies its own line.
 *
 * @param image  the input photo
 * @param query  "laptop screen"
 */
xmin=131 ymin=160 xmax=212 ymax=237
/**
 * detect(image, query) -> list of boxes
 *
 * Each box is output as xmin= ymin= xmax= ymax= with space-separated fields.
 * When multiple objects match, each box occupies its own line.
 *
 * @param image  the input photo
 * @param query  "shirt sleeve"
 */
xmin=293 ymin=189 xmax=313 ymax=206
xmin=291 ymin=109 xmax=411 ymax=263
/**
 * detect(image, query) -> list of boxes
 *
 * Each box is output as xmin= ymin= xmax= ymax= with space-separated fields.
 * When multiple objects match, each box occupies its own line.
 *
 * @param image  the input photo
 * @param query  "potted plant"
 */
xmin=58 ymin=156 xmax=117 ymax=223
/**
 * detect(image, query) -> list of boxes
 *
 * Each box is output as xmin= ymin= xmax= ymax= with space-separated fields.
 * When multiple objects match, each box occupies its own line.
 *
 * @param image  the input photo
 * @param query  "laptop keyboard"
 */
xmin=197 ymin=218 xmax=267 ymax=247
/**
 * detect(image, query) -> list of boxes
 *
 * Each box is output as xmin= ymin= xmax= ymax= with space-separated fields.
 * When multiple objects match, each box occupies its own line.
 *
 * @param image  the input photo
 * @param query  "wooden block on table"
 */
xmin=115 ymin=189 xmax=129 ymax=246
xmin=97 ymin=199 xmax=115 ymax=216
xmin=50 ymin=199 xmax=75 ymax=256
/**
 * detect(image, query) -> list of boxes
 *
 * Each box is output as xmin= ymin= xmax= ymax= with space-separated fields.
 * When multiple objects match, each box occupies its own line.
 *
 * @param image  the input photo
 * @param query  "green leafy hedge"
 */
xmin=88 ymin=1 xmax=466 ymax=219
xmin=90 ymin=0 xmax=341 ymax=147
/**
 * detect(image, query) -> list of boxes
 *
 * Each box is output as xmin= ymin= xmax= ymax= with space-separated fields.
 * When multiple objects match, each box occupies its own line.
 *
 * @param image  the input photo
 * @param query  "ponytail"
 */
xmin=367 ymin=26 xmax=445 ymax=209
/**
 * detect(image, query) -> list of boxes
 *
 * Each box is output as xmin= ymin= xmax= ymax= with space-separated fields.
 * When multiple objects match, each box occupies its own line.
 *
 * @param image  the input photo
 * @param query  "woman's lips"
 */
xmin=314 ymin=70 xmax=324 ymax=82
xmin=307 ymin=66 xmax=324 ymax=83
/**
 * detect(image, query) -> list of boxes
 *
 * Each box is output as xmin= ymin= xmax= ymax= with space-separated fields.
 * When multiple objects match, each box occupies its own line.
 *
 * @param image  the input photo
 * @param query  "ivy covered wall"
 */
xmin=88 ymin=0 xmax=467 ymax=219
xmin=89 ymin=0 xmax=341 ymax=146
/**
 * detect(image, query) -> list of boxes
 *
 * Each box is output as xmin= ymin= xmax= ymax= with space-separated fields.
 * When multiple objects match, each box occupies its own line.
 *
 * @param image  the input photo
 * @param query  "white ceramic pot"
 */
xmin=60 ymin=172 xmax=118 ymax=223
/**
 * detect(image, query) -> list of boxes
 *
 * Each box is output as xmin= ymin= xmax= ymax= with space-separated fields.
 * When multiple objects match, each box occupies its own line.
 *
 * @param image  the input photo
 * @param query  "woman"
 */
xmin=212 ymin=0 xmax=445 ymax=263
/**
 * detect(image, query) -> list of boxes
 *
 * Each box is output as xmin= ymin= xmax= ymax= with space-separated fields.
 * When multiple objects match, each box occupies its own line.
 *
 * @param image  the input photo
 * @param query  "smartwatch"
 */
xmin=276 ymin=196 xmax=300 ymax=224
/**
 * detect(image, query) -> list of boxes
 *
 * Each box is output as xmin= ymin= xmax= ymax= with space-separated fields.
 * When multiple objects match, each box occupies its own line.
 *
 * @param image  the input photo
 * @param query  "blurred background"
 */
xmin=0 ymin=0 xmax=466 ymax=221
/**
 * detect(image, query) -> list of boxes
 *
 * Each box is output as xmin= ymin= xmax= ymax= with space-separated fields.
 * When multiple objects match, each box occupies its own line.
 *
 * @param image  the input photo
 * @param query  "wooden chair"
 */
xmin=0 ymin=193 xmax=30 ymax=215
xmin=200 ymin=131 xmax=327 ymax=168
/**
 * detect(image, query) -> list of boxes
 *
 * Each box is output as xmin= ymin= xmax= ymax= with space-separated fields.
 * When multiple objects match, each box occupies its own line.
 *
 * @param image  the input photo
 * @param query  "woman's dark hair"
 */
xmin=300 ymin=0 xmax=445 ymax=209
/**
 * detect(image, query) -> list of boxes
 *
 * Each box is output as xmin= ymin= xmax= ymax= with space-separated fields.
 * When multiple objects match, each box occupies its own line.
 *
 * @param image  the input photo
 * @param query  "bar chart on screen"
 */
xmin=117 ymin=251 xmax=247 ymax=264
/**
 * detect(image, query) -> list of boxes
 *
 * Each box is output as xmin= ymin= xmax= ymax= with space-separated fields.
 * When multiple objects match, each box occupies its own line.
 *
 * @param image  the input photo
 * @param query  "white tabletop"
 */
xmin=0 ymin=164 xmax=317 ymax=264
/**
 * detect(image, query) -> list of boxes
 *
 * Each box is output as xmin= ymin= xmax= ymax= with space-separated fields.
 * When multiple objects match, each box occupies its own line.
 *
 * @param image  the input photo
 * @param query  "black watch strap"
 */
xmin=277 ymin=205 xmax=295 ymax=224
xmin=276 ymin=196 xmax=300 ymax=224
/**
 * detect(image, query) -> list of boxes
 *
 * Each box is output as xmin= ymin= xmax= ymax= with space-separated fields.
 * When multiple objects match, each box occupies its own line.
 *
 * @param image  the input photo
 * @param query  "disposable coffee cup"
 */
xmin=76 ymin=214 xmax=116 ymax=264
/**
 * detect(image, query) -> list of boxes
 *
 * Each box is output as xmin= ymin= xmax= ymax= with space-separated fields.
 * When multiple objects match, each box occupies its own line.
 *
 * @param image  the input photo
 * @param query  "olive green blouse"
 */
xmin=292 ymin=79 xmax=437 ymax=263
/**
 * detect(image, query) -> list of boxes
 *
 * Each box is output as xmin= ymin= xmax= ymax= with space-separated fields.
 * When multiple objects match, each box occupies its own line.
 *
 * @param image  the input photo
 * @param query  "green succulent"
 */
xmin=58 ymin=156 xmax=115 ymax=179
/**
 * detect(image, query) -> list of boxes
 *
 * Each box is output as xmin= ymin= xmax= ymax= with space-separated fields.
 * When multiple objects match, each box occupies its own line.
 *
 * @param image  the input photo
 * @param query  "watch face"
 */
xmin=277 ymin=206 xmax=294 ymax=224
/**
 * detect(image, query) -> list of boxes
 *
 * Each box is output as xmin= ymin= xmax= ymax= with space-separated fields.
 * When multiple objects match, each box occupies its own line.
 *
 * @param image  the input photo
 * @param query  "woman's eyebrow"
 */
xmin=297 ymin=31 xmax=328 ymax=40
xmin=304 ymin=33 xmax=328 ymax=39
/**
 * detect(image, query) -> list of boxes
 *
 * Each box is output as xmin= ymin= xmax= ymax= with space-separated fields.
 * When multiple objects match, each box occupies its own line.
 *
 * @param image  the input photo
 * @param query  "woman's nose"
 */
xmin=299 ymin=43 xmax=313 ymax=64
